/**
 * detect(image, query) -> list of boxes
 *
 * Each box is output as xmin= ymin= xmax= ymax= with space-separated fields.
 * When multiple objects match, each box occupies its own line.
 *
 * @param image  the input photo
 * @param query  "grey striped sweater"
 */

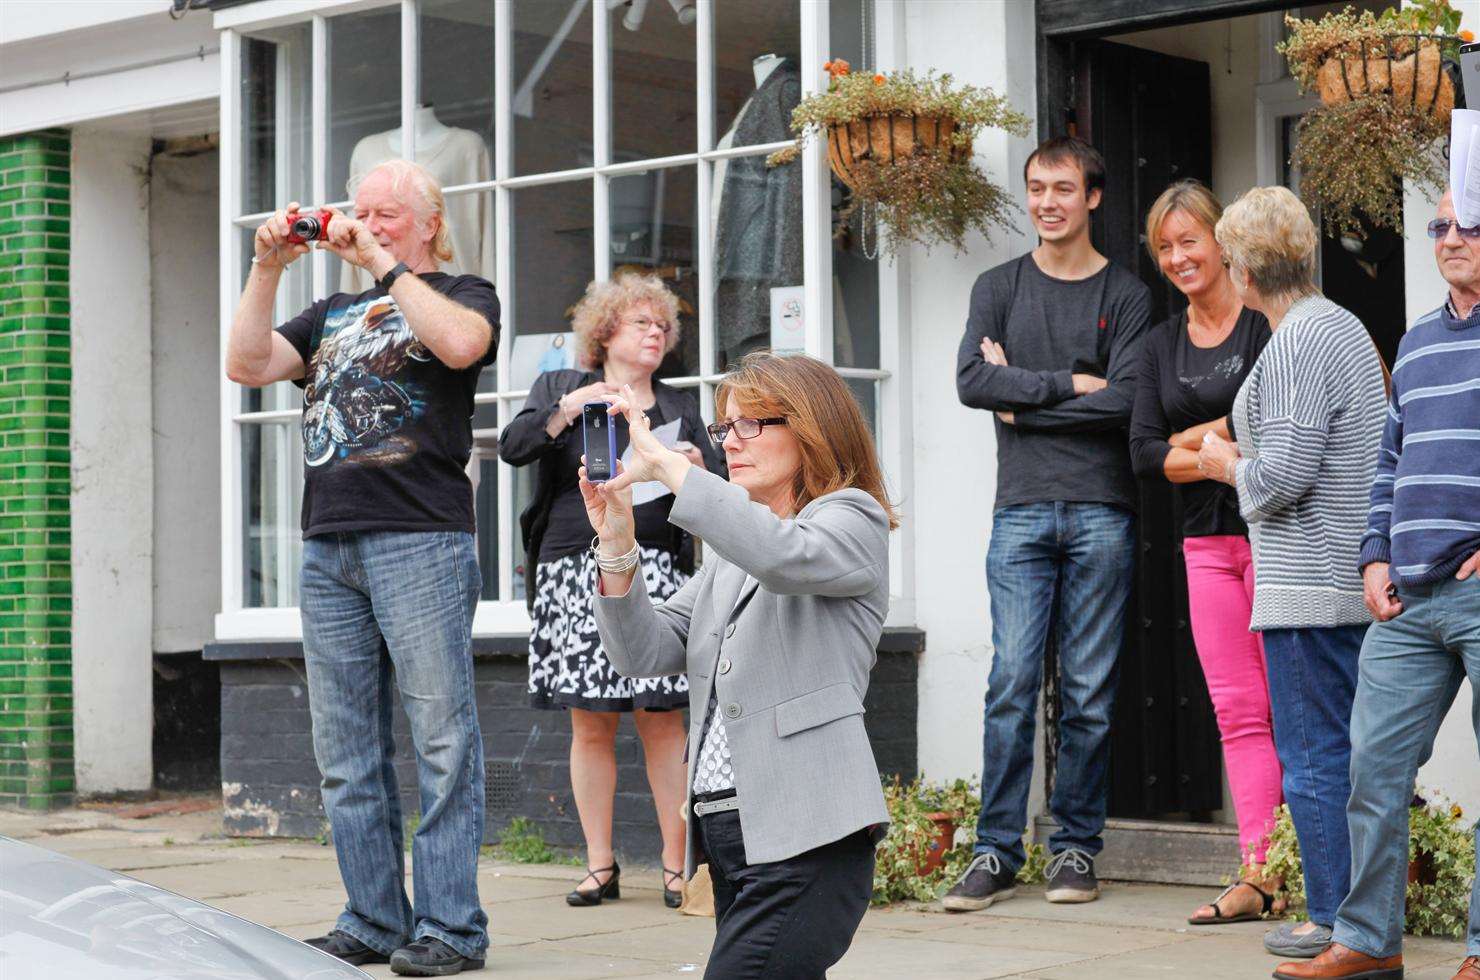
xmin=1229 ymin=295 xmax=1388 ymax=630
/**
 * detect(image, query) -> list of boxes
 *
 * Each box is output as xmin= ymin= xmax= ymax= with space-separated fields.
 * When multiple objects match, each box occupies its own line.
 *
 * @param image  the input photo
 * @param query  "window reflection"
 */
xmin=241 ymin=25 xmax=311 ymax=215
xmin=510 ymin=181 xmax=593 ymax=391
xmin=512 ymin=0 xmax=593 ymax=177
xmin=241 ymin=422 xmax=304 ymax=608
xmin=611 ymin=0 xmax=697 ymax=160
xmin=609 ymin=166 xmax=700 ymax=378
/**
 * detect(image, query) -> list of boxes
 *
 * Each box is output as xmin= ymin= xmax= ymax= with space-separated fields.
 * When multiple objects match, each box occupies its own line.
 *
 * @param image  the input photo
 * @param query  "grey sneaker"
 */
xmin=1263 ymin=921 xmax=1333 ymax=958
xmin=1044 ymin=848 xmax=1100 ymax=903
xmin=941 ymin=852 xmax=1018 ymax=912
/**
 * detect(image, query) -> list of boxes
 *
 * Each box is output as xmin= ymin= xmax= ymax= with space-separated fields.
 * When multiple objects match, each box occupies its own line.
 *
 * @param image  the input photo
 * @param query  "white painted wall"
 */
xmin=70 ymin=129 xmax=155 ymax=795
xmin=151 ymin=149 xmax=222 ymax=654
xmin=903 ymin=0 xmax=1038 ymax=796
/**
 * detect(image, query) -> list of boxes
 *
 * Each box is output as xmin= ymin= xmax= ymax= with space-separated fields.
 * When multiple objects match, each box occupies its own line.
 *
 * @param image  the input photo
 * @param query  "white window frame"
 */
xmin=214 ymin=0 xmax=912 ymax=641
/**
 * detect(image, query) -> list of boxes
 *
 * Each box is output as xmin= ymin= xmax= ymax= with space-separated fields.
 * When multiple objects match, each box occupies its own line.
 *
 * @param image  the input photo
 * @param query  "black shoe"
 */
xmin=941 ymin=852 xmax=1018 ymax=912
xmin=662 ymin=867 xmax=683 ymax=909
xmin=303 ymin=929 xmax=390 ymax=966
xmin=1044 ymin=848 xmax=1100 ymax=903
xmin=566 ymin=862 xmax=620 ymax=906
xmin=389 ymin=936 xmax=485 ymax=976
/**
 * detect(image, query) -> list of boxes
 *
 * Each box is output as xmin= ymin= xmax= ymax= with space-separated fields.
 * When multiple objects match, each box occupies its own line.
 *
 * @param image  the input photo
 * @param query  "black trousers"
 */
xmin=695 ymin=806 xmax=875 ymax=979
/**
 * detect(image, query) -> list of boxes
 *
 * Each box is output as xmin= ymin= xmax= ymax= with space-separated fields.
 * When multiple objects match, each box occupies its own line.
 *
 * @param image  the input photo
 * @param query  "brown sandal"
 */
xmin=1187 ymin=880 xmax=1274 ymax=925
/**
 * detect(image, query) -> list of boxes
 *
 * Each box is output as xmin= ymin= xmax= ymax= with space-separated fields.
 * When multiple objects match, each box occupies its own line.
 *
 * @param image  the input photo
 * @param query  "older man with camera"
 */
xmin=225 ymin=159 xmax=499 ymax=977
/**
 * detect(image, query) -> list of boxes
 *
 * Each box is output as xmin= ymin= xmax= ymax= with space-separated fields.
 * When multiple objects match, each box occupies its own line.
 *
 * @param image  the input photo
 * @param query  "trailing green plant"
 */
xmin=767 ymin=61 xmax=1030 ymax=256
xmin=1407 ymin=793 xmax=1476 ymax=940
xmin=1289 ymin=95 xmax=1447 ymax=238
xmin=1278 ymin=3 xmax=1465 ymax=237
xmin=871 ymin=776 xmax=1047 ymax=905
xmin=1246 ymin=793 xmax=1475 ymax=938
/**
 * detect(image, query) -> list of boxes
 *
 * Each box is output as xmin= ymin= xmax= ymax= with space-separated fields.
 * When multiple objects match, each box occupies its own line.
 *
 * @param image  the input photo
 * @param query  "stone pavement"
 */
xmin=1 ymin=799 xmax=1468 ymax=979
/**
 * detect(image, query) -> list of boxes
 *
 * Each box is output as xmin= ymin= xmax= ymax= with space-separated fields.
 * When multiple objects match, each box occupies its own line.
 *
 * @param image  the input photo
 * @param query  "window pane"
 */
xmin=512 ymin=462 xmax=536 ymax=604
xmin=713 ymin=145 xmax=802 ymax=369
xmin=830 ymin=0 xmax=880 ymax=369
xmin=241 ymin=421 xmax=304 ymax=608
xmin=419 ymin=2 xmax=496 ymax=283
xmin=512 ymin=0 xmax=593 ymax=177
xmin=238 ymin=228 xmax=310 ymax=415
xmin=471 ymin=435 xmax=499 ymax=601
xmin=844 ymin=376 xmax=878 ymax=441
xmin=510 ymin=181 xmax=593 ymax=390
xmin=714 ymin=0 xmax=800 ymax=151
xmin=609 ymin=165 xmax=700 ymax=379
xmin=327 ymin=8 xmax=402 ymax=204
xmin=241 ymin=25 xmax=311 ymax=215
xmin=610 ymin=0 xmax=696 ymax=160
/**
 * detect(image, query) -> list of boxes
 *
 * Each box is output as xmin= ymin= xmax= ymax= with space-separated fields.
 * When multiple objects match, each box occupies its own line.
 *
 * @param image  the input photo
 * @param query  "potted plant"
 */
xmin=767 ymin=60 xmax=1030 ymax=256
xmin=872 ymin=776 xmax=979 ymax=904
xmin=1278 ymin=1 xmax=1470 ymax=236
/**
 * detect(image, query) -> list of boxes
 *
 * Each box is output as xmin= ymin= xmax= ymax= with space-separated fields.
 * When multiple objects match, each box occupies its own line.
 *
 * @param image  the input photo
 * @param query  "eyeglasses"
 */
xmin=705 ymin=417 xmax=787 ymax=446
xmin=1426 ymin=219 xmax=1480 ymax=240
xmin=624 ymin=315 xmax=673 ymax=336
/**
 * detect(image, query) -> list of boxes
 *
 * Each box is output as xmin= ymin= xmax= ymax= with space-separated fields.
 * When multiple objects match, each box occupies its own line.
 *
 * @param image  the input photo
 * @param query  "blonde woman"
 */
xmin=1128 ymin=180 xmax=1280 ymax=926
xmin=1196 ymin=186 xmax=1388 ymax=962
xmin=500 ymin=272 xmax=725 ymax=908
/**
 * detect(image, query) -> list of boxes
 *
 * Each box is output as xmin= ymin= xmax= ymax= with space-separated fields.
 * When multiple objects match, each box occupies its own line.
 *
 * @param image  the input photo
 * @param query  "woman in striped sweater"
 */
xmin=1195 ymin=186 xmax=1388 ymax=962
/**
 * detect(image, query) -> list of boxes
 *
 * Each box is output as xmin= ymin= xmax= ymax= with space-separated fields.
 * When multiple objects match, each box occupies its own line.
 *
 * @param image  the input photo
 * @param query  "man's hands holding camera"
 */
xmin=253 ymin=204 xmax=397 ymax=278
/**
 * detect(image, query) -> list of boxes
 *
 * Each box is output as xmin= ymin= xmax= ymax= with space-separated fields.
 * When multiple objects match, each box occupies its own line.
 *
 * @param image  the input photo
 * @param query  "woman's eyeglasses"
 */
xmin=1426 ymin=219 xmax=1480 ymax=240
xmin=705 ymin=417 xmax=787 ymax=446
xmin=625 ymin=315 xmax=673 ymax=336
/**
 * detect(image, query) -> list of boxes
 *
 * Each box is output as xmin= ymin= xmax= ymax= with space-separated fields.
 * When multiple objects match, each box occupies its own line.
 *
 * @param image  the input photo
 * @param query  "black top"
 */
xmin=1128 ymin=306 xmax=1271 ymax=538
xmin=956 ymin=254 xmax=1152 ymax=512
xmin=275 ymin=272 xmax=500 ymax=537
xmin=499 ymin=369 xmax=725 ymax=564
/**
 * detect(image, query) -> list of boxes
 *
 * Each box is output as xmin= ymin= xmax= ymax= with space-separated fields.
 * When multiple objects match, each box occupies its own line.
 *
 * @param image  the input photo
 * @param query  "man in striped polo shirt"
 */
xmin=1279 ymin=191 xmax=1480 ymax=980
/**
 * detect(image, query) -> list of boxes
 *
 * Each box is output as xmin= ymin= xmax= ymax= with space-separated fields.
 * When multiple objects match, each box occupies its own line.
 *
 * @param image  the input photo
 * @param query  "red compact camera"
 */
xmin=285 ymin=208 xmax=335 ymax=244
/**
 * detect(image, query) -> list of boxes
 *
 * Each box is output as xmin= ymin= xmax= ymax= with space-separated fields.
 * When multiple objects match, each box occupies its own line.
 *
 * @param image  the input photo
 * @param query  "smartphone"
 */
xmin=1462 ymin=42 xmax=1480 ymax=109
xmin=581 ymin=402 xmax=617 ymax=482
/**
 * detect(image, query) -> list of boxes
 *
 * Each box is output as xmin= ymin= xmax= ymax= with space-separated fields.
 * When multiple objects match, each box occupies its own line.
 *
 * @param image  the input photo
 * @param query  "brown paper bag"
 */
xmin=680 ymin=863 xmax=715 ymax=917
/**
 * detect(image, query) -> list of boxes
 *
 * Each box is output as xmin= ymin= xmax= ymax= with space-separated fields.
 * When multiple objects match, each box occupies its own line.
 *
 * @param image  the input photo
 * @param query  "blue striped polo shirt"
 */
xmin=1358 ymin=300 xmax=1480 ymax=586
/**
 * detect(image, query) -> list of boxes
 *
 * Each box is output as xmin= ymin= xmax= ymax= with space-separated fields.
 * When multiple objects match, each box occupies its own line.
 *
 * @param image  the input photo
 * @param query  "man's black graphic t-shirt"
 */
xmin=275 ymin=272 xmax=500 ymax=538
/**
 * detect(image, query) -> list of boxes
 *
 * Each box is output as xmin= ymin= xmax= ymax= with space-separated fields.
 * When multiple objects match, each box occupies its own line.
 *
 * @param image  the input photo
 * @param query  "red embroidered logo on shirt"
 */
xmin=1098 ymin=316 xmax=1107 ymax=330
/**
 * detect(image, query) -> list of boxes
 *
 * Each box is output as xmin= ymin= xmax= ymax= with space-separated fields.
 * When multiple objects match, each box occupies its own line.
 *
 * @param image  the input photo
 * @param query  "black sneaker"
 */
xmin=390 ymin=936 xmax=485 ymax=976
xmin=303 ymin=929 xmax=390 ymax=966
xmin=941 ymin=852 xmax=1018 ymax=912
xmin=1044 ymin=848 xmax=1100 ymax=903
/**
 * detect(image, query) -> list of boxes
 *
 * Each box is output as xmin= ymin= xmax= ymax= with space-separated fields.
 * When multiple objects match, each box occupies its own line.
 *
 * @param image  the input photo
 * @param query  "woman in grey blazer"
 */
xmin=579 ymin=352 xmax=898 ymax=979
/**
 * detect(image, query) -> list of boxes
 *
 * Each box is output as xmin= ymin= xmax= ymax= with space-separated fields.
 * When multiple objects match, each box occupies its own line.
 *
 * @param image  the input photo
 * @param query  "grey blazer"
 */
xmin=594 ymin=466 xmax=891 ymax=874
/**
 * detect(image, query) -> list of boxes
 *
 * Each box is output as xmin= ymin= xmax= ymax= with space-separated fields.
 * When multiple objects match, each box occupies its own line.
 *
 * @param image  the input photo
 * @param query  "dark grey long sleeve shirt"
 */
xmin=956 ymin=253 xmax=1152 ymax=512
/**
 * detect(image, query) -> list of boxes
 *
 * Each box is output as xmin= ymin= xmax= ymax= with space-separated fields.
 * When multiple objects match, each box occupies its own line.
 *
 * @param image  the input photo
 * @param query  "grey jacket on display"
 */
xmin=594 ymin=465 xmax=891 ymax=875
xmin=714 ymin=60 xmax=803 ymax=361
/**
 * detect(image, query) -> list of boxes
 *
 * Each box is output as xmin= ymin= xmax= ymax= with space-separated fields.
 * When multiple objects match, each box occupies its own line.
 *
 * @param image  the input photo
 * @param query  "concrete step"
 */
xmin=1035 ymin=815 xmax=1241 ymax=886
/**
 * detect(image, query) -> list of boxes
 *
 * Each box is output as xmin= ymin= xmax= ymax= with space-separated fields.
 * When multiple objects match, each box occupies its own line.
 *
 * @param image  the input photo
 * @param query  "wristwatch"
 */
xmin=377 ymin=261 xmax=411 ymax=291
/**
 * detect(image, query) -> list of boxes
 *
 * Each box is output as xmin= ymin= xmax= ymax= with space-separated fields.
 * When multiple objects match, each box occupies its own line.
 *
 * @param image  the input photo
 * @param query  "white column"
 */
xmin=70 ymin=127 xmax=156 ymax=795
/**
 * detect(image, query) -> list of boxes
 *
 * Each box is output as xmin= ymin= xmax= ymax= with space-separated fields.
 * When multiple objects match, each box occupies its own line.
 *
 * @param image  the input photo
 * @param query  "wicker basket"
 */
xmin=1315 ymin=33 xmax=1455 ymax=121
xmin=826 ymin=113 xmax=969 ymax=189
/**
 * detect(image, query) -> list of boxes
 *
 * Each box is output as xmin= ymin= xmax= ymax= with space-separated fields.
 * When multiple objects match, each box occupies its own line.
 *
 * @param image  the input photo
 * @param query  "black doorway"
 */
xmin=1073 ymin=39 xmax=1226 ymax=820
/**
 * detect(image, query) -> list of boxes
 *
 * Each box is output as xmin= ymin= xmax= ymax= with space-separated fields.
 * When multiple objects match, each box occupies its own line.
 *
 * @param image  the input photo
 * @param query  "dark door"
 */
xmin=1070 ymin=40 xmax=1225 ymax=820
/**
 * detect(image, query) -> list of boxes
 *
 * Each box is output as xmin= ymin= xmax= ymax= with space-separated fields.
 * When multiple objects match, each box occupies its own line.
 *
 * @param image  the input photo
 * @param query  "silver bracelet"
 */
xmin=592 ymin=535 xmax=639 ymax=573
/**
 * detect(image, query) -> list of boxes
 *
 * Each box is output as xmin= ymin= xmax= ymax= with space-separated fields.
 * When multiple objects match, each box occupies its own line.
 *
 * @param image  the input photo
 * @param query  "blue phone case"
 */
xmin=582 ymin=401 xmax=618 ymax=482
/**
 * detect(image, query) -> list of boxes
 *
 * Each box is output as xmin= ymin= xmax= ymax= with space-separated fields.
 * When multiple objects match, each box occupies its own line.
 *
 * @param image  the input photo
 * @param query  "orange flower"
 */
xmin=1462 ymin=29 xmax=1475 ymax=42
xmin=823 ymin=58 xmax=851 ymax=79
xmin=873 ymin=73 xmax=886 ymax=84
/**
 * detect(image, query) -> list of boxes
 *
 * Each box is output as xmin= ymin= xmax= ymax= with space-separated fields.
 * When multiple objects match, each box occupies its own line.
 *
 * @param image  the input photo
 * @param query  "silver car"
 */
xmin=0 ymin=836 xmax=371 ymax=979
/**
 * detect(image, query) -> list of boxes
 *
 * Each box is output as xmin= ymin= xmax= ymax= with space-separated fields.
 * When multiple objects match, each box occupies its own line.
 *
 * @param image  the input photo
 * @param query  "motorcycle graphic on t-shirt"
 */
xmin=302 ymin=296 xmax=432 ymax=468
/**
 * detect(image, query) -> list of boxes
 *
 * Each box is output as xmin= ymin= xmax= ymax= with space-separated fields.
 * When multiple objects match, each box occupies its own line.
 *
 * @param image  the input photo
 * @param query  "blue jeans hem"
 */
xmin=1330 ymin=925 xmax=1397 ymax=961
xmin=414 ymin=921 xmax=487 ymax=960
xmin=334 ymin=915 xmax=405 ymax=957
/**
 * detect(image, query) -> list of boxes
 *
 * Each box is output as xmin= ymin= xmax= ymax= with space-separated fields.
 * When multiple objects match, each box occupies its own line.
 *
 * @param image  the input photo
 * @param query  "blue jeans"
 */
xmin=974 ymin=502 xmax=1136 ymax=871
xmin=300 ymin=530 xmax=487 ymax=959
xmin=1262 ymin=624 xmax=1364 ymax=927
xmin=1333 ymin=576 xmax=1480 ymax=959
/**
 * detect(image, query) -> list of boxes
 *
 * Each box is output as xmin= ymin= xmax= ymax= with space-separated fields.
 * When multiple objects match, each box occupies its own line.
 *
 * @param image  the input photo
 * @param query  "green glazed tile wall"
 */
xmin=0 ymin=128 xmax=73 ymax=810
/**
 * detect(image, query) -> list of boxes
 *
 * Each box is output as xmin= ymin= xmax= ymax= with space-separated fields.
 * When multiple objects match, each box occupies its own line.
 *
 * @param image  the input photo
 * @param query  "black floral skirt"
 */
xmin=527 ymin=546 xmax=689 ymax=712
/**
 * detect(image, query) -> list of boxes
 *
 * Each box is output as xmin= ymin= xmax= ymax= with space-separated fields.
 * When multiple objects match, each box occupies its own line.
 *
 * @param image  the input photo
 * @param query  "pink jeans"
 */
xmin=1183 ymin=534 xmax=1283 ymax=865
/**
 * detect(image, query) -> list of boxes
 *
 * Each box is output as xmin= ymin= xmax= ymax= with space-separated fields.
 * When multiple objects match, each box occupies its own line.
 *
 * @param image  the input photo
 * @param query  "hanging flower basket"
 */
xmin=767 ymin=60 xmax=1029 ymax=257
xmin=1277 ymin=2 xmax=1469 ymax=237
xmin=1313 ymin=33 xmax=1456 ymax=122
xmin=826 ymin=114 xmax=970 ymax=190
